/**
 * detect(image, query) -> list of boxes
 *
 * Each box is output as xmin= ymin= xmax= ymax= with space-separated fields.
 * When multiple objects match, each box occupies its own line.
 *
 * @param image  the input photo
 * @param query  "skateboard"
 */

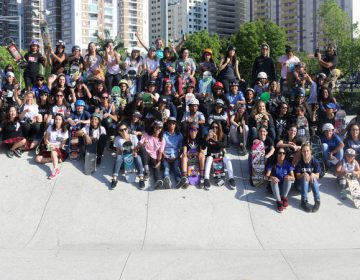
xmin=123 ymin=141 xmax=137 ymax=183
xmin=68 ymin=62 xmax=81 ymax=88
xmin=346 ymin=174 xmax=360 ymax=209
xmin=310 ymin=135 xmax=326 ymax=177
xmin=69 ymin=124 xmax=81 ymax=160
xmin=335 ymin=109 xmax=346 ymax=137
xmin=141 ymin=93 xmax=153 ymax=108
xmin=40 ymin=20 xmax=52 ymax=52
xmin=84 ymin=141 xmax=97 ymax=175
xmin=211 ymin=152 xmax=225 ymax=186
xmin=3 ymin=37 xmax=27 ymax=68
xmin=187 ymin=148 xmax=200 ymax=186
xmin=199 ymin=71 xmax=213 ymax=96
xmin=251 ymin=139 xmax=266 ymax=187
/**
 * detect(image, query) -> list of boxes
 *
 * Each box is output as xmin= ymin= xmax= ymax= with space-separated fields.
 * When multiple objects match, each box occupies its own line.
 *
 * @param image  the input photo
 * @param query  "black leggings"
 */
xmin=105 ymin=72 xmax=121 ymax=92
xmin=21 ymin=121 xmax=41 ymax=139
xmin=139 ymin=147 xmax=162 ymax=181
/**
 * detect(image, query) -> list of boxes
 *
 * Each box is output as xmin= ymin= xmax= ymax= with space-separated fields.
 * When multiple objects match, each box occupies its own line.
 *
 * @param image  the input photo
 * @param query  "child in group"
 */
xmin=254 ymin=72 xmax=269 ymax=98
xmin=24 ymin=40 xmax=46 ymax=90
xmin=336 ymin=148 xmax=360 ymax=199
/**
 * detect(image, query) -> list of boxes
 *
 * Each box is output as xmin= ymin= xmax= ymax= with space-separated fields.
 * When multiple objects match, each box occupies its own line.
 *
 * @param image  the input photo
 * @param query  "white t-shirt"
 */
xmin=47 ymin=126 xmax=69 ymax=145
xmin=22 ymin=104 xmax=39 ymax=120
xmin=114 ymin=134 xmax=139 ymax=151
xmin=278 ymin=55 xmax=300 ymax=79
xmin=81 ymin=125 xmax=106 ymax=140
xmin=145 ymin=57 xmax=160 ymax=72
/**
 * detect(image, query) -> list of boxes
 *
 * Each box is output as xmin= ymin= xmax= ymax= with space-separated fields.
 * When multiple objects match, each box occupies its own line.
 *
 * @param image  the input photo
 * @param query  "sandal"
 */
xmin=7 ymin=150 xmax=14 ymax=158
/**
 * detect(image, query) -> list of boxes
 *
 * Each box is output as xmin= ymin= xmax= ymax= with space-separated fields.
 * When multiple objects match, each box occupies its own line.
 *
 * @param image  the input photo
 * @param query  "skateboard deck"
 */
xmin=212 ymin=152 xmax=225 ymax=186
xmin=251 ymin=139 xmax=266 ymax=187
xmin=84 ymin=142 xmax=97 ymax=175
xmin=346 ymin=175 xmax=360 ymax=209
xmin=335 ymin=109 xmax=346 ymax=137
xmin=4 ymin=37 xmax=28 ymax=68
xmin=187 ymin=149 xmax=200 ymax=186
xmin=40 ymin=20 xmax=52 ymax=52
xmin=200 ymin=71 xmax=213 ymax=95
xmin=310 ymin=135 xmax=326 ymax=177
xmin=141 ymin=93 xmax=153 ymax=108
xmin=69 ymin=125 xmax=81 ymax=160
xmin=123 ymin=141 xmax=136 ymax=183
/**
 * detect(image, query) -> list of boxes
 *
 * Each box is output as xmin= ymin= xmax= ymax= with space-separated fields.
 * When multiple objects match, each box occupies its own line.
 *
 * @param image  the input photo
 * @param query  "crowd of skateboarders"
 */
xmin=1 ymin=35 xmax=360 ymax=213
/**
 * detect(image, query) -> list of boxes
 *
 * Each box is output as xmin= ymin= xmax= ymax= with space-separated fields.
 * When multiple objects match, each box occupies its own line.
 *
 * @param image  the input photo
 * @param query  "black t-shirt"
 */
xmin=295 ymin=158 xmax=321 ymax=175
xmin=38 ymin=102 xmax=52 ymax=117
xmin=51 ymin=53 xmax=67 ymax=75
xmin=24 ymin=52 xmax=45 ymax=76
xmin=183 ymin=137 xmax=206 ymax=154
xmin=1 ymin=120 xmax=23 ymax=140
xmin=67 ymin=55 xmax=84 ymax=74
xmin=321 ymin=54 xmax=338 ymax=76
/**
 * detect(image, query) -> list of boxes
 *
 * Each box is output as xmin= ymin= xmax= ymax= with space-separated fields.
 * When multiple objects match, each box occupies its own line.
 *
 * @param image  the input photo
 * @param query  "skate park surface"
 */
xmin=1 ymin=129 xmax=360 ymax=279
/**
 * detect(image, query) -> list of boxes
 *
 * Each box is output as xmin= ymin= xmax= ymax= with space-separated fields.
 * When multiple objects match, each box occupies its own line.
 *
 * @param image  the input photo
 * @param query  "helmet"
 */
xmin=203 ymin=48 xmax=213 ymax=56
xmin=91 ymin=113 xmax=103 ymax=120
xmin=147 ymin=80 xmax=157 ymax=87
xmin=328 ymin=43 xmax=337 ymax=51
xmin=317 ymin=73 xmax=327 ymax=80
xmin=119 ymin=79 xmax=129 ymax=87
xmin=202 ymin=71 xmax=212 ymax=79
xmin=29 ymin=39 xmax=40 ymax=47
xmin=257 ymin=72 xmax=268 ymax=79
xmin=132 ymin=47 xmax=141 ymax=53
xmin=229 ymin=80 xmax=239 ymax=87
xmin=245 ymin=87 xmax=255 ymax=94
xmin=227 ymin=45 xmax=236 ymax=52
xmin=72 ymin=45 xmax=81 ymax=52
xmin=188 ymin=98 xmax=199 ymax=106
xmin=322 ymin=123 xmax=334 ymax=131
xmin=186 ymin=83 xmax=195 ymax=88
xmin=215 ymin=99 xmax=225 ymax=107
xmin=111 ymin=86 xmax=121 ymax=95
xmin=213 ymin=81 xmax=224 ymax=89
xmin=75 ymin=100 xmax=86 ymax=107
xmin=56 ymin=40 xmax=65 ymax=47
xmin=295 ymin=87 xmax=306 ymax=97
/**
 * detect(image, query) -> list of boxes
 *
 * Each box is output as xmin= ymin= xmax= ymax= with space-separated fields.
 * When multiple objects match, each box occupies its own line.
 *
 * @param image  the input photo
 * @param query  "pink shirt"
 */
xmin=140 ymin=133 xmax=166 ymax=160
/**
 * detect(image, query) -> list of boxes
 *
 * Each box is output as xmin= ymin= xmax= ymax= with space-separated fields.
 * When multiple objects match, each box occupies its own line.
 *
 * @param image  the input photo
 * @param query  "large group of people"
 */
xmin=1 ymin=35 xmax=359 ymax=214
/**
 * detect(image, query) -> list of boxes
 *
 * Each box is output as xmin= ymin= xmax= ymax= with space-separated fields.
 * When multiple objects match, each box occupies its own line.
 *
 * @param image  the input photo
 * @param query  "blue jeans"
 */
xmin=299 ymin=177 xmax=320 ymax=201
xmin=322 ymin=143 xmax=344 ymax=167
xmin=113 ymin=154 xmax=144 ymax=177
xmin=163 ymin=158 xmax=181 ymax=182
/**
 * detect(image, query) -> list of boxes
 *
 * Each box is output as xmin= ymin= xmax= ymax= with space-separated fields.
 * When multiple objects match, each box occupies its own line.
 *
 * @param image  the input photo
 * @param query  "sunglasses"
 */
xmin=119 ymin=128 xmax=127 ymax=132
xmin=101 ymin=96 xmax=109 ymax=99
xmin=56 ymin=95 xmax=64 ymax=97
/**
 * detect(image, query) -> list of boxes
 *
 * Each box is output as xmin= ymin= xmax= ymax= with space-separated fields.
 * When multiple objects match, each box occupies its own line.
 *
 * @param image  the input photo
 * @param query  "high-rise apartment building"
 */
xmin=249 ymin=0 xmax=353 ymax=53
xmin=0 ymin=0 xmax=22 ymax=47
xmin=23 ymin=0 xmax=44 ymax=48
xmin=45 ymin=0 xmax=62 ymax=47
xmin=118 ymin=0 xmax=149 ymax=48
xmin=168 ymin=0 xmax=208 ymax=41
xmin=149 ymin=0 xmax=208 ymax=45
xmin=208 ymin=0 xmax=248 ymax=37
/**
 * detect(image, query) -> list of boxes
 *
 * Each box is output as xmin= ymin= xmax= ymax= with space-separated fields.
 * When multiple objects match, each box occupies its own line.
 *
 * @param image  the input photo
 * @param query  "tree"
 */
xmin=231 ymin=20 xmax=287 ymax=81
xmin=93 ymin=29 xmax=126 ymax=58
xmin=182 ymin=30 xmax=223 ymax=65
xmin=318 ymin=0 xmax=360 ymax=76
xmin=0 ymin=46 xmax=25 ymax=88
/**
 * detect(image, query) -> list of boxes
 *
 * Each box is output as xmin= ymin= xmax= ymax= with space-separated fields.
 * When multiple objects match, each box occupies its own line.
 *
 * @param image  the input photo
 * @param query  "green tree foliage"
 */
xmin=0 ymin=46 xmax=25 ymax=88
xmin=318 ymin=0 xmax=360 ymax=76
xmin=182 ymin=30 xmax=223 ymax=65
xmin=232 ymin=20 xmax=287 ymax=81
xmin=93 ymin=29 xmax=126 ymax=58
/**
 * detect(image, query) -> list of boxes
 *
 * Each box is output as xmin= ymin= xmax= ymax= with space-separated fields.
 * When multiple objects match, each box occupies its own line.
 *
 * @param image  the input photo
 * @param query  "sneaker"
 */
xmin=49 ymin=168 xmax=60 ymax=180
xmin=163 ymin=176 xmax=171 ymax=189
xmin=110 ymin=178 xmax=118 ymax=189
xmin=198 ymin=178 xmax=204 ymax=189
xmin=281 ymin=197 xmax=289 ymax=208
xmin=139 ymin=178 xmax=145 ymax=189
xmin=13 ymin=149 xmax=22 ymax=157
xmin=228 ymin=178 xmax=236 ymax=190
xmin=301 ymin=200 xmax=312 ymax=213
xmin=7 ymin=150 xmax=14 ymax=158
xmin=204 ymin=179 xmax=211 ymax=189
xmin=175 ymin=176 xmax=188 ymax=189
xmin=96 ymin=155 xmax=102 ymax=165
xmin=155 ymin=180 xmax=163 ymax=190
xmin=276 ymin=201 xmax=284 ymax=213
xmin=312 ymin=200 xmax=320 ymax=213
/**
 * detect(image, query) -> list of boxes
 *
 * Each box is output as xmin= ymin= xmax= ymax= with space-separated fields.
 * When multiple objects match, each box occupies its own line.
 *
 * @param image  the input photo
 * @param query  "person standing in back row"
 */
xmin=252 ymin=43 xmax=276 ymax=86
